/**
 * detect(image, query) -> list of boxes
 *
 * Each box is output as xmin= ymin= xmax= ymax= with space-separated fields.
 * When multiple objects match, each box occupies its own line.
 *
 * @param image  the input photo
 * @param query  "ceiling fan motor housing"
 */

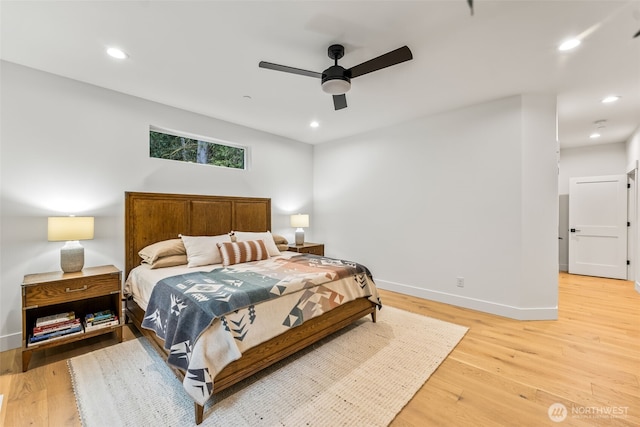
xmin=322 ymin=65 xmax=351 ymax=94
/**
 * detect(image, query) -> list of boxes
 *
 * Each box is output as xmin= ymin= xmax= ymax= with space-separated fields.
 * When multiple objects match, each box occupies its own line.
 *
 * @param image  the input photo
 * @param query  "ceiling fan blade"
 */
xmin=333 ymin=94 xmax=347 ymax=110
xmin=348 ymin=46 xmax=413 ymax=78
xmin=258 ymin=61 xmax=322 ymax=78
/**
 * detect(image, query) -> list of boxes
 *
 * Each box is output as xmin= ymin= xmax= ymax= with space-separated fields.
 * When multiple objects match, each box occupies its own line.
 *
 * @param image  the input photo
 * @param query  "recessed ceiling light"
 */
xmin=558 ymin=38 xmax=581 ymax=51
xmin=106 ymin=47 xmax=128 ymax=59
xmin=310 ymin=121 xmax=319 ymax=128
xmin=601 ymin=95 xmax=620 ymax=103
xmin=589 ymin=132 xmax=601 ymax=139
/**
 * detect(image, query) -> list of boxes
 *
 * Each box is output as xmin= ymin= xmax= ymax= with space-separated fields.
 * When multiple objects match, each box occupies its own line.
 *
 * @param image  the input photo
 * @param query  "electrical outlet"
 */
xmin=456 ymin=277 xmax=464 ymax=288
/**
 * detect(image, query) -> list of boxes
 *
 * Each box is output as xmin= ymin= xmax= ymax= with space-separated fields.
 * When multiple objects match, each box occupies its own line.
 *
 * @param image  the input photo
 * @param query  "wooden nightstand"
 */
xmin=287 ymin=242 xmax=325 ymax=256
xmin=21 ymin=265 xmax=122 ymax=371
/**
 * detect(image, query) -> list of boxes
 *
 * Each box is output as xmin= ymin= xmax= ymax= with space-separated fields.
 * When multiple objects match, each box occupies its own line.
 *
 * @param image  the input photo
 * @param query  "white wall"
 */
xmin=626 ymin=127 xmax=640 ymax=165
xmin=0 ymin=61 xmax=314 ymax=351
xmin=314 ymin=94 xmax=558 ymax=320
xmin=519 ymin=95 xmax=560 ymax=311
xmin=558 ymin=142 xmax=627 ymax=195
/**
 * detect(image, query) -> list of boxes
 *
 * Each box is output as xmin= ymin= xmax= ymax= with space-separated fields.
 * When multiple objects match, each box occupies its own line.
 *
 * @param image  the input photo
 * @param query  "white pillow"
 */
xmin=233 ymin=231 xmax=280 ymax=256
xmin=180 ymin=234 xmax=231 ymax=267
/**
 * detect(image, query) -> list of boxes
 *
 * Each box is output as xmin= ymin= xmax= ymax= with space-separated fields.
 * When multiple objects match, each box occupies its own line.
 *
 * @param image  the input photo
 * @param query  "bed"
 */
xmin=123 ymin=191 xmax=380 ymax=424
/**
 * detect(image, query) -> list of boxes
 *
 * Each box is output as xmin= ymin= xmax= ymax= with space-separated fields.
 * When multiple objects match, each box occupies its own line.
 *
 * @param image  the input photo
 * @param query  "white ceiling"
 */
xmin=2 ymin=0 xmax=639 ymax=148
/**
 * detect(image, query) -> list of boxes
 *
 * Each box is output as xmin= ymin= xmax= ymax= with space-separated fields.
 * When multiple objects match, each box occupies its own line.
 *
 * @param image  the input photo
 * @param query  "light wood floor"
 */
xmin=0 ymin=272 xmax=638 ymax=426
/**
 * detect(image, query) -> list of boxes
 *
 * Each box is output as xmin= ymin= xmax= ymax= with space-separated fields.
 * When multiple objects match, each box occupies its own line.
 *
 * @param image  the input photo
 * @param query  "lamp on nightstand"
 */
xmin=48 ymin=216 xmax=94 ymax=273
xmin=290 ymin=214 xmax=309 ymax=245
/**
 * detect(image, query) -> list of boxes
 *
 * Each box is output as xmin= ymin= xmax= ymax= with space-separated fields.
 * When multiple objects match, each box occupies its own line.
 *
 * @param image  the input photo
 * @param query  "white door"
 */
xmin=568 ymin=175 xmax=627 ymax=279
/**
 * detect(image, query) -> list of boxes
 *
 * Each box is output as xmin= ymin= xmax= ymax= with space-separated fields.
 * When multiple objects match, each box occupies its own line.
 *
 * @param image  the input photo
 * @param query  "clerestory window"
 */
xmin=149 ymin=127 xmax=246 ymax=170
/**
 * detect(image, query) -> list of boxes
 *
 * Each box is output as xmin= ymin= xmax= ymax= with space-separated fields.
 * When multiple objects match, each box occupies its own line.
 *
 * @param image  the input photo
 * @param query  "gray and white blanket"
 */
xmin=141 ymin=254 xmax=380 ymax=404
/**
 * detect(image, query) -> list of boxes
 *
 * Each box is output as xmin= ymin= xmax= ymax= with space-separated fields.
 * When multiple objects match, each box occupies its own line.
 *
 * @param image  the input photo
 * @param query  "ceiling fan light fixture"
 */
xmin=322 ymin=78 xmax=351 ymax=95
xmin=321 ymin=64 xmax=351 ymax=95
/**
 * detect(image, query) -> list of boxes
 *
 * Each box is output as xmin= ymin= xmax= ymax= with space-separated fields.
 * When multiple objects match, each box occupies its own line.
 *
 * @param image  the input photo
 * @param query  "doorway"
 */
xmin=568 ymin=175 xmax=627 ymax=279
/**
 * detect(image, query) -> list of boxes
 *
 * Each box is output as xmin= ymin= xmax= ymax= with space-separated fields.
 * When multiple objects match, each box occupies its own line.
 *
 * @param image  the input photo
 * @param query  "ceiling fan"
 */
xmin=259 ymin=44 xmax=413 ymax=110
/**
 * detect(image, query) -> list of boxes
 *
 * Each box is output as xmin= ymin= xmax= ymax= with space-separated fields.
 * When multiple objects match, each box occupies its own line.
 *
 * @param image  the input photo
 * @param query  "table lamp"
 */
xmin=290 ymin=214 xmax=309 ymax=245
xmin=48 ymin=216 xmax=94 ymax=273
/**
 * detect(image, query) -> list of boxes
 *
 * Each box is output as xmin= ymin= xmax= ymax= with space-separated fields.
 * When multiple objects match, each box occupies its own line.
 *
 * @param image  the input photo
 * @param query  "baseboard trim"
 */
xmin=636 ymin=281 xmax=640 ymax=294
xmin=376 ymin=279 xmax=558 ymax=321
xmin=0 ymin=332 xmax=22 ymax=352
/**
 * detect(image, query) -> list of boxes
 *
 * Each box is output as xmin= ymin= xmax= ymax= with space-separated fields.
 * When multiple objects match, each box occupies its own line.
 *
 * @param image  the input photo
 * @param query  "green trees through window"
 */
xmin=149 ymin=129 xmax=246 ymax=170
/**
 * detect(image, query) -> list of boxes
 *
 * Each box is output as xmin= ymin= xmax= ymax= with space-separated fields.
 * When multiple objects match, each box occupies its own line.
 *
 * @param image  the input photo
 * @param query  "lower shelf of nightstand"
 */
xmin=22 ymin=324 xmax=123 ymax=371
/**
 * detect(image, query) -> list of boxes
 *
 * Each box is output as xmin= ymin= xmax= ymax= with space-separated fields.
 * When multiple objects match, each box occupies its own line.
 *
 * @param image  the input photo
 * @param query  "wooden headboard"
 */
xmin=124 ymin=192 xmax=271 ymax=277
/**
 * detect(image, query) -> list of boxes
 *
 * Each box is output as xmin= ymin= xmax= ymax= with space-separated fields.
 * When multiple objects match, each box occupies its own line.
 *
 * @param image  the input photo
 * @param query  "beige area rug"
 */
xmin=68 ymin=306 xmax=468 ymax=426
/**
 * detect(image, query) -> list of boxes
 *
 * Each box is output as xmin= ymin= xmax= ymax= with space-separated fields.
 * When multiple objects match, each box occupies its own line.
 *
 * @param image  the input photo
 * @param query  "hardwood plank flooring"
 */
xmin=0 ymin=272 xmax=638 ymax=426
xmin=386 ymin=272 xmax=639 ymax=427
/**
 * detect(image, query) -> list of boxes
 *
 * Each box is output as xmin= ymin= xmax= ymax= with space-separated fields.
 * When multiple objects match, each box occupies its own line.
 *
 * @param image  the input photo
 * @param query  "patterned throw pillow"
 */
xmin=217 ymin=240 xmax=269 ymax=266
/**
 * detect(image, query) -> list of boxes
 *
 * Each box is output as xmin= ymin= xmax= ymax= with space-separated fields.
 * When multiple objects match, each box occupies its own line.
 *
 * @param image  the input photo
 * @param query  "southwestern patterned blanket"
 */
xmin=140 ymin=254 xmax=380 ymax=405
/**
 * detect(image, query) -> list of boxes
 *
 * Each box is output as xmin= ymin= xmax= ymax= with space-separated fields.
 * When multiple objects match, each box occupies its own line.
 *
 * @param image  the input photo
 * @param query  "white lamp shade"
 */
xmin=48 ymin=217 xmax=94 ymax=241
xmin=290 ymin=214 xmax=309 ymax=228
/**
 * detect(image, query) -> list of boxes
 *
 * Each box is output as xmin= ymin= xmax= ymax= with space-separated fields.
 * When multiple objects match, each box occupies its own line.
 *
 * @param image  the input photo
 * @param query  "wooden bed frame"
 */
xmin=124 ymin=191 xmax=377 ymax=424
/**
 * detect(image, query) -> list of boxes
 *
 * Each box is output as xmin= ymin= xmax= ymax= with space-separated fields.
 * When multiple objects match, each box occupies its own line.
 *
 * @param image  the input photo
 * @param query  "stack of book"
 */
xmin=84 ymin=310 xmax=119 ymax=331
xmin=30 ymin=311 xmax=82 ymax=344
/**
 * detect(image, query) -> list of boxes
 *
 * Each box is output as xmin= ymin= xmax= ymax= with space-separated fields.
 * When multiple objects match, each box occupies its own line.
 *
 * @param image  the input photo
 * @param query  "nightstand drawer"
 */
xmin=288 ymin=243 xmax=324 ymax=256
xmin=302 ymin=246 xmax=324 ymax=256
xmin=24 ymin=274 xmax=119 ymax=307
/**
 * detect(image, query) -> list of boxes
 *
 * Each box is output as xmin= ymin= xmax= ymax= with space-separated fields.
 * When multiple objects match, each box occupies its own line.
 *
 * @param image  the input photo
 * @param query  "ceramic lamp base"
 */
xmin=295 ymin=228 xmax=305 ymax=245
xmin=60 ymin=241 xmax=84 ymax=273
